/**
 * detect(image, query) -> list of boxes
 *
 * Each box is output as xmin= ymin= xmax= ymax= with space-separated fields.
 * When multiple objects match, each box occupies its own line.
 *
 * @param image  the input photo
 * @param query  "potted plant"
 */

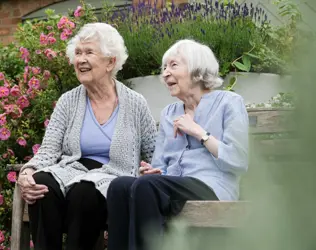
xmin=223 ymin=0 xmax=302 ymax=104
xmin=105 ymin=0 xmax=272 ymax=119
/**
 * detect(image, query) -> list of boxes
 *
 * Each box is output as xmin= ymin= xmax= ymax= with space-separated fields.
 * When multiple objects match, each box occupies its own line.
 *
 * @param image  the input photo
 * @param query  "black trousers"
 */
xmin=107 ymin=174 xmax=218 ymax=250
xmin=28 ymin=158 xmax=107 ymax=250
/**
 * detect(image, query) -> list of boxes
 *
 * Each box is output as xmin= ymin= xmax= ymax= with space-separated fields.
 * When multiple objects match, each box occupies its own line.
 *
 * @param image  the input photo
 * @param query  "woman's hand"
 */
xmin=17 ymin=169 xmax=49 ymax=204
xmin=139 ymin=161 xmax=162 ymax=176
xmin=173 ymin=114 xmax=205 ymax=139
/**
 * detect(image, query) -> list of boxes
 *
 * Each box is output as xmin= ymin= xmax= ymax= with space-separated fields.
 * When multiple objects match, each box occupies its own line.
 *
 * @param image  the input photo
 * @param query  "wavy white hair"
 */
xmin=162 ymin=39 xmax=223 ymax=89
xmin=66 ymin=23 xmax=128 ymax=77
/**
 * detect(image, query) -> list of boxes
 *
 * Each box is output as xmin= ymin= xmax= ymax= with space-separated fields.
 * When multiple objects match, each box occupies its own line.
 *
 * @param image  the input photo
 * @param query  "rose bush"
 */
xmin=0 ymin=3 xmax=97 ymax=248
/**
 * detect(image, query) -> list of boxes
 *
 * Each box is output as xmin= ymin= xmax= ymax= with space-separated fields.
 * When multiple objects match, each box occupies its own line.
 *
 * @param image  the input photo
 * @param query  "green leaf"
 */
xmin=50 ymin=15 xmax=61 ymax=19
xmin=244 ymin=52 xmax=260 ymax=59
xmin=232 ymin=62 xmax=249 ymax=72
xmin=242 ymin=55 xmax=251 ymax=71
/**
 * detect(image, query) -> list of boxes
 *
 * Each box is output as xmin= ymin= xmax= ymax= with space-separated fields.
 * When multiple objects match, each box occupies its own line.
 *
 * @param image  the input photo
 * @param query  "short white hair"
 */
xmin=66 ymin=23 xmax=128 ymax=76
xmin=162 ymin=39 xmax=223 ymax=89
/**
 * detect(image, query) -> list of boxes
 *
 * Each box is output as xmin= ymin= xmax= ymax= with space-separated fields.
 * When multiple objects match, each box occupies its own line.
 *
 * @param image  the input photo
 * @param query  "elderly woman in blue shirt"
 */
xmin=106 ymin=39 xmax=249 ymax=250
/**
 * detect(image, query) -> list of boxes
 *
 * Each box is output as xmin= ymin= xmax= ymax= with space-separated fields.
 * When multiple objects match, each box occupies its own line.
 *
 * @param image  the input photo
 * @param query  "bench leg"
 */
xmin=10 ymin=183 xmax=24 ymax=250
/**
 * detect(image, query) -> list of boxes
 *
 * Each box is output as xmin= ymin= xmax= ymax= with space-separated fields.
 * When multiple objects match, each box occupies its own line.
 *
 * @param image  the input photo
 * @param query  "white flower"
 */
xmin=264 ymin=103 xmax=272 ymax=108
xmin=283 ymin=102 xmax=291 ymax=107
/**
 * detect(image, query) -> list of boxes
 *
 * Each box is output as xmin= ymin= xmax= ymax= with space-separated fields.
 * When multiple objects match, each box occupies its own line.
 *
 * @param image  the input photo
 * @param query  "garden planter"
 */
xmin=127 ymin=75 xmax=178 ymax=121
xmin=222 ymin=72 xmax=293 ymax=104
xmin=128 ymin=73 xmax=293 ymax=121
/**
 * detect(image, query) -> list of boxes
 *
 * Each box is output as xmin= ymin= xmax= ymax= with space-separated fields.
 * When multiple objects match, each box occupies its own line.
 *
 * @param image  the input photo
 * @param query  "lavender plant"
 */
xmin=103 ymin=1 xmax=271 ymax=79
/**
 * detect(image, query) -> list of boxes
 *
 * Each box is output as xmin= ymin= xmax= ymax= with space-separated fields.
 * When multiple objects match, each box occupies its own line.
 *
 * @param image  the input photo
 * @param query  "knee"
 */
xmin=68 ymin=181 xmax=97 ymax=197
xmin=107 ymin=176 xmax=135 ymax=199
xmin=130 ymin=175 xmax=160 ymax=196
xmin=33 ymin=172 xmax=55 ymax=186
xmin=67 ymin=181 xmax=97 ymax=201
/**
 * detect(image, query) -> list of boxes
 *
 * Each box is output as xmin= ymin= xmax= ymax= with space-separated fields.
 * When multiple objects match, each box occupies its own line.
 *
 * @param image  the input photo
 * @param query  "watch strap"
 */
xmin=200 ymin=132 xmax=210 ymax=145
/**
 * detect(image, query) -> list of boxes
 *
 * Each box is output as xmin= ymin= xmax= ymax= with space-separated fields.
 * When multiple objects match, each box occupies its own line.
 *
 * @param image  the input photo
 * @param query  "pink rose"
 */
xmin=17 ymin=95 xmax=30 ymax=109
xmin=11 ymin=106 xmax=23 ymax=119
xmin=17 ymin=137 xmax=27 ymax=147
xmin=0 ymin=72 xmax=4 ymax=81
xmin=23 ymin=66 xmax=29 ymax=83
xmin=7 ymin=149 xmax=14 ymax=156
xmin=0 ymin=194 xmax=3 ymax=206
xmin=28 ymin=76 xmax=40 ymax=90
xmin=0 ymin=87 xmax=9 ymax=98
xmin=7 ymin=171 xmax=17 ymax=183
xmin=44 ymin=118 xmax=50 ymax=128
xmin=0 ymin=127 xmax=11 ymax=140
xmin=26 ymin=89 xmax=37 ymax=100
xmin=24 ymin=155 xmax=32 ymax=161
xmin=60 ymin=28 xmax=72 ymax=40
xmin=10 ymin=85 xmax=21 ymax=97
xmin=48 ymin=36 xmax=57 ymax=44
xmin=32 ymin=144 xmax=41 ymax=155
xmin=0 ymin=114 xmax=6 ymax=126
xmin=31 ymin=67 xmax=41 ymax=75
xmin=57 ymin=16 xmax=75 ymax=30
xmin=43 ymin=70 xmax=51 ymax=80
xmin=0 ymin=230 xmax=4 ymax=243
xmin=44 ymin=49 xmax=57 ymax=60
xmin=40 ymin=33 xmax=48 ymax=45
xmin=74 ymin=6 xmax=84 ymax=17
xmin=4 ymin=104 xmax=15 ymax=114
xmin=20 ymin=47 xmax=30 ymax=63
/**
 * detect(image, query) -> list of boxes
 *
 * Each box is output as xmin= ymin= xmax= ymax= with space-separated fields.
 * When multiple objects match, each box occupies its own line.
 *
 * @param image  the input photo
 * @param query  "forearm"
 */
xmin=194 ymin=128 xmax=219 ymax=158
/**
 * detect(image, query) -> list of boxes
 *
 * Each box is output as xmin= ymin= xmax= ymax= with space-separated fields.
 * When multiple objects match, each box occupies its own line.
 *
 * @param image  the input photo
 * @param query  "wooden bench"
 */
xmin=8 ymin=107 xmax=295 ymax=249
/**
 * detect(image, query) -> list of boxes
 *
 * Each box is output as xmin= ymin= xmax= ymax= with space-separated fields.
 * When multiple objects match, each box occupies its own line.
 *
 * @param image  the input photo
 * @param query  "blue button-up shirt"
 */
xmin=151 ymin=90 xmax=249 ymax=200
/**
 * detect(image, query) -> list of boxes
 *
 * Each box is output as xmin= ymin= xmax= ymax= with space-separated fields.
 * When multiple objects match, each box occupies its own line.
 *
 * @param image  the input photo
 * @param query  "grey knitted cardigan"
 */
xmin=21 ymin=80 xmax=157 ymax=198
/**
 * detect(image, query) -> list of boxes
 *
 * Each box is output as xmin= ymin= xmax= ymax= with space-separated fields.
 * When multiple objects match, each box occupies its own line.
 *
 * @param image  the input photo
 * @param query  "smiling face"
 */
xmin=74 ymin=40 xmax=114 ymax=86
xmin=162 ymin=55 xmax=192 ymax=99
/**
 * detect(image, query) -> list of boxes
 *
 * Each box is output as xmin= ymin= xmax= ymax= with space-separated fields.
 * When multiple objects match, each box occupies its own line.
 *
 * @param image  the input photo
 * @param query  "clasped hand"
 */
xmin=139 ymin=161 xmax=162 ymax=176
xmin=17 ymin=170 xmax=49 ymax=204
xmin=173 ymin=113 xmax=203 ymax=138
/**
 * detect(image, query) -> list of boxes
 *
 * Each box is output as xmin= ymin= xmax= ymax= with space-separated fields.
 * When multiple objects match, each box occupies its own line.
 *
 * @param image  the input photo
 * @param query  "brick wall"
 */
xmin=0 ymin=0 xmax=189 ymax=45
xmin=0 ymin=0 xmax=64 ymax=45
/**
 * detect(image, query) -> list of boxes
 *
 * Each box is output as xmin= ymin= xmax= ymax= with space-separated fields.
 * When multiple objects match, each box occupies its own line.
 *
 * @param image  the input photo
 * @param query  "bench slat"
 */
xmin=177 ymin=201 xmax=250 ymax=228
xmin=6 ymin=164 xmax=24 ymax=171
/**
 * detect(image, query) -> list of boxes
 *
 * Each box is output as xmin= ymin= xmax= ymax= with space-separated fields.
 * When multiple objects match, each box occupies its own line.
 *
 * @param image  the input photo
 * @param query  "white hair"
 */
xmin=162 ymin=39 xmax=223 ymax=89
xmin=66 ymin=23 xmax=128 ymax=76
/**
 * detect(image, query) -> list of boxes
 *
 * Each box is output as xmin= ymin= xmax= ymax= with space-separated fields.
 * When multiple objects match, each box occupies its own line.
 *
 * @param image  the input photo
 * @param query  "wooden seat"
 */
xmin=8 ymin=107 xmax=296 ymax=249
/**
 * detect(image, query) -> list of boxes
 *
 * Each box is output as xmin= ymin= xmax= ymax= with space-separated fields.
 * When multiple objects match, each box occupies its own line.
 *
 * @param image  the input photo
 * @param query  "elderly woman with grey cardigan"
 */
xmin=106 ymin=39 xmax=249 ymax=250
xmin=16 ymin=23 xmax=156 ymax=250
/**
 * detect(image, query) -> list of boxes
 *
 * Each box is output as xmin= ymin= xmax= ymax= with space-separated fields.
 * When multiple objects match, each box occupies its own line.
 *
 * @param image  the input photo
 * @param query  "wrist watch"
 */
xmin=200 ymin=132 xmax=210 ymax=145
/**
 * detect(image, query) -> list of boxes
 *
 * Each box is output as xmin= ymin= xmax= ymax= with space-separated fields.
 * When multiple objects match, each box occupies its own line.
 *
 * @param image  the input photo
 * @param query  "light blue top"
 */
xmin=151 ymin=90 xmax=249 ymax=200
xmin=80 ymin=97 xmax=119 ymax=164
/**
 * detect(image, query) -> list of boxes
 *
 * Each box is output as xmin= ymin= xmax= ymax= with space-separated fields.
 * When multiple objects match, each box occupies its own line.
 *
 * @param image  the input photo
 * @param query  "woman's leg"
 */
xmin=107 ymin=176 xmax=137 ymax=250
xmin=65 ymin=181 xmax=107 ymax=250
xmin=28 ymin=172 xmax=65 ymax=250
xmin=129 ymin=175 xmax=218 ymax=250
